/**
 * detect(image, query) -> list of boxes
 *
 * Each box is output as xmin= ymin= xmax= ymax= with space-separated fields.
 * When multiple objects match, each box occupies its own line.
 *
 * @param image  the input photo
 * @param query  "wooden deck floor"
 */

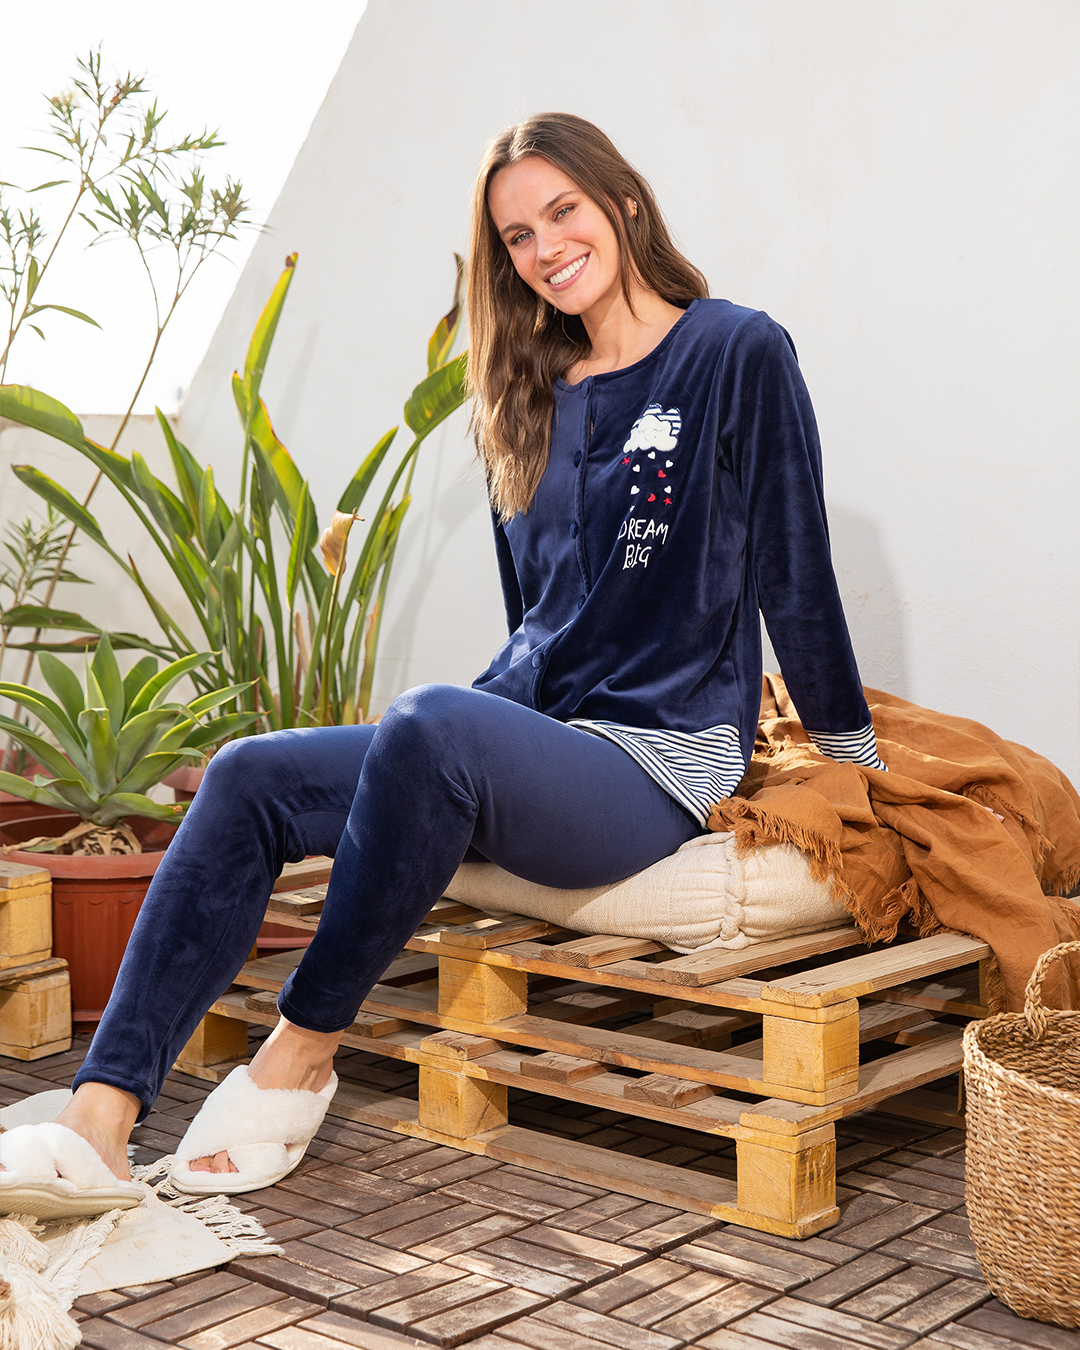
xmin=4 ymin=1034 xmax=1077 ymax=1350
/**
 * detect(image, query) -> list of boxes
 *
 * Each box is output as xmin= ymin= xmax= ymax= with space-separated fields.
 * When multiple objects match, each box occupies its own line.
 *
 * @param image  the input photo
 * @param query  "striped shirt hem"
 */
xmin=569 ymin=719 xmax=746 ymax=828
xmin=806 ymin=724 xmax=887 ymax=771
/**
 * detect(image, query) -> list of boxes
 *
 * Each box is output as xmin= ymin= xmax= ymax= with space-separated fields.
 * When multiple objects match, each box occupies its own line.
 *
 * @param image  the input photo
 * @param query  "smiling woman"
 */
xmin=468 ymin=113 xmax=708 ymax=519
xmin=0 ymin=111 xmax=886 ymax=1222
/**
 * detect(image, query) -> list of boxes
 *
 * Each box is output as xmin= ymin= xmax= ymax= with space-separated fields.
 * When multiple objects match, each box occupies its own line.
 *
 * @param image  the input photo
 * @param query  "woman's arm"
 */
xmin=724 ymin=312 xmax=885 ymax=768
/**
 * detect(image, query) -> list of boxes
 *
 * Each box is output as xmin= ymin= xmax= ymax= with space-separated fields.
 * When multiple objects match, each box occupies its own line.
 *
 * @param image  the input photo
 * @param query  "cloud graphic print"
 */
xmin=622 ymin=405 xmax=681 ymax=508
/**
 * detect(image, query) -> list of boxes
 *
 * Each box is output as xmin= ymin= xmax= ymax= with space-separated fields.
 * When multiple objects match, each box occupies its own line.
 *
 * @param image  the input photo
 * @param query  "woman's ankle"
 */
xmin=247 ymin=1015 xmax=341 ymax=1093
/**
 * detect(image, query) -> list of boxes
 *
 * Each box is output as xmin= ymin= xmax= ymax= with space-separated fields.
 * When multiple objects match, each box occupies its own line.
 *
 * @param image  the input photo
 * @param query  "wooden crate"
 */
xmin=186 ymin=882 xmax=985 ymax=1239
xmin=0 ymin=862 xmax=72 ymax=1060
xmin=0 ymin=860 xmax=53 ymax=968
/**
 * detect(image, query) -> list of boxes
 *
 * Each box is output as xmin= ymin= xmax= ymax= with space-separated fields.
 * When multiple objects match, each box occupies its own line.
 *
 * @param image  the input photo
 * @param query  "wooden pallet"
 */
xmin=183 ymin=878 xmax=986 ymax=1239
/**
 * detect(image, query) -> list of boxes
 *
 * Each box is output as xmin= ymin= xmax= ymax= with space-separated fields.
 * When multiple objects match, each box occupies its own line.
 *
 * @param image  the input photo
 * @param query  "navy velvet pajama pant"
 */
xmin=73 ymin=683 xmax=700 ymax=1119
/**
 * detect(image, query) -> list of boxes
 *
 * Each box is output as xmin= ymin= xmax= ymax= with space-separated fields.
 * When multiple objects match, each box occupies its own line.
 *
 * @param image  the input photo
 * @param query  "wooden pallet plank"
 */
xmin=273 ymin=857 xmax=333 ymax=891
xmin=401 ymin=937 xmax=866 ymax=1020
xmin=535 ymin=934 xmax=665 ymax=967
xmin=519 ymin=1052 xmax=607 ymax=1084
xmin=622 ymin=1007 xmax=757 ymax=1047
xmin=266 ymin=887 xmax=327 ymax=917
xmin=863 ymin=965 xmax=987 ymax=1018
xmin=606 ymin=927 xmax=864 ymax=988
xmin=761 ymin=933 xmax=990 ymax=1007
xmin=529 ymin=988 xmax=655 ymax=1024
xmin=623 ymin=1074 xmax=716 ymax=1108
xmin=433 ymin=917 xmax=564 ymax=949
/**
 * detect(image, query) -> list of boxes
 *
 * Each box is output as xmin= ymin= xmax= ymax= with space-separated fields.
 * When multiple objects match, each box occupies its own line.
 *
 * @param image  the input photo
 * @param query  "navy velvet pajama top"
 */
xmin=472 ymin=298 xmax=882 ymax=825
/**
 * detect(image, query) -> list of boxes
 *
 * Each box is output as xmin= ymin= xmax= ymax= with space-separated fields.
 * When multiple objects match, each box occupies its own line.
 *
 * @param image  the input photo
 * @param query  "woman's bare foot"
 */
xmin=187 ymin=1015 xmax=341 ymax=1175
xmin=51 ymin=1083 xmax=142 ymax=1182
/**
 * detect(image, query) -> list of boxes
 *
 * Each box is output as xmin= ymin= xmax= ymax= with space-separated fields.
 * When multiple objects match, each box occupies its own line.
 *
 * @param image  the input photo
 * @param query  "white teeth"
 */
xmin=549 ymin=256 xmax=586 ymax=285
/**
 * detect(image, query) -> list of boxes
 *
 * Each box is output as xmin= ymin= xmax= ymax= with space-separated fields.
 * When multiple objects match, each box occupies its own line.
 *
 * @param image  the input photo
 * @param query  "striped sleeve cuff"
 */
xmin=806 ymin=723 xmax=887 ymax=772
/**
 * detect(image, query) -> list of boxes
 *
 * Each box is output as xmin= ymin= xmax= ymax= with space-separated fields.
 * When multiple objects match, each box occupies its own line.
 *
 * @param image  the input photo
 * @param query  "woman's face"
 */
xmin=487 ymin=156 xmax=626 ymax=321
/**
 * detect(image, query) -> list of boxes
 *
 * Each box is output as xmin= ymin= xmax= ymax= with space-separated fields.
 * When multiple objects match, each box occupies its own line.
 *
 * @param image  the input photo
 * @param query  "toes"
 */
xmin=189 ymin=1156 xmax=213 ymax=1173
xmin=211 ymin=1150 xmax=238 ymax=1174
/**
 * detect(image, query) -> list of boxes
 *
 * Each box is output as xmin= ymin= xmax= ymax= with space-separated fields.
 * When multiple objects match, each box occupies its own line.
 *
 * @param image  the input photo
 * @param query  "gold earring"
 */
xmin=630 ymin=201 xmax=638 ymax=218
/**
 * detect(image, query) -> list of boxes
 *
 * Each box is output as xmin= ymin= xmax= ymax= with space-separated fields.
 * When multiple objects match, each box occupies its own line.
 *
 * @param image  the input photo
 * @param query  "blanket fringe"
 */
xmin=0 ymin=1213 xmax=95 ymax=1350
xmin=838 ymin=875 xmax=939 ymax=946
xmin=131 ymin=1157 xmax=283 ymax=1258
xmin=708 ymin=799 xmax=843 ymax=886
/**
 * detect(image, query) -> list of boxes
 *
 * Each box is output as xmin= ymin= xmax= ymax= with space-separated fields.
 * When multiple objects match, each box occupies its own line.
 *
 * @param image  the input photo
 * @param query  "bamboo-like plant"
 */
xmin=0 ymin=634 xmax=257 ymax=833
xmin=0 ymin=254 xmax=468 ymax=728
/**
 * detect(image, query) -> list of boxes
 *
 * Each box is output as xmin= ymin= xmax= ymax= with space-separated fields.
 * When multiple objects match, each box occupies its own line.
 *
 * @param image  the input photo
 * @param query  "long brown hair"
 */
xmin=467 ymin=113 xmax=708 ymax=519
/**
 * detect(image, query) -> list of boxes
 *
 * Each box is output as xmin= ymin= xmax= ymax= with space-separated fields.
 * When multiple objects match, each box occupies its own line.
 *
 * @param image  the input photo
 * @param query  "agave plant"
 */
xmin=0 ymin=634 xmax=257 ymax=829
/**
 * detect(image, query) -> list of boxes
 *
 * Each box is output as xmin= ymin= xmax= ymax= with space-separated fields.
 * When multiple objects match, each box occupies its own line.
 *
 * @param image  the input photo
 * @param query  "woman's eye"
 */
xmin=554 ymin=204 xmax=574 ymax=221
xmin=510 ymin=230 xmax=531 ymax=246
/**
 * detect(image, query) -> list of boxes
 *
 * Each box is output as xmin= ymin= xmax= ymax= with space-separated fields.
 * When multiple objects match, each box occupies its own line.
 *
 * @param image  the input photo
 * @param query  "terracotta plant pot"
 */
xmin=164 ymin=763 xmax=315 ymax=955
xmin=0 ymin=813 xmax=177 ymax=1031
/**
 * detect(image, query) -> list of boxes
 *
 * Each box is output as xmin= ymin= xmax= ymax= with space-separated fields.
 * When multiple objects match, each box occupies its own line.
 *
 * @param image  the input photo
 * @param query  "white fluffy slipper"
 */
xmin=0 ymin=1121 xmax=144 ymax=1220
xmin=171 ymin=1065 xmax=338 ymax=1195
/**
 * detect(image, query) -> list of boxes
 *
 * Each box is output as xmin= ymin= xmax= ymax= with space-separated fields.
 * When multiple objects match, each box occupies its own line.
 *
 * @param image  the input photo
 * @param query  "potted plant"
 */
xmin=0 ymin=635 xmax=256 ymax=1026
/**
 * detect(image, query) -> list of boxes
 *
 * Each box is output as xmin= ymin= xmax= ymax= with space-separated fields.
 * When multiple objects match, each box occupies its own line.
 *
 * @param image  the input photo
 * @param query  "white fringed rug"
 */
xmin=0 ymin=1091 xmax=282 ymax=1350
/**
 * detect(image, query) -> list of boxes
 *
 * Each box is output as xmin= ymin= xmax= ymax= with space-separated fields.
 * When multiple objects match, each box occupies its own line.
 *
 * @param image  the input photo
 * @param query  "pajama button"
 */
xmin=578 ymin=595 xmax=586 ymax=609
xmin=569 ymin=522 xmax=579 ymax=538
xmin=531 ymin=652 xmax=543 ymax=668
xmin=573 ymin=452 xmax=581 ymax=466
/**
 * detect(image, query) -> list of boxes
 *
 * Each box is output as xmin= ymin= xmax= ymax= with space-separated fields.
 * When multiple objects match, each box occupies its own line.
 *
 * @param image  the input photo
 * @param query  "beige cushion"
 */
xmin=445 ymin=831 xmax=852 ymax=953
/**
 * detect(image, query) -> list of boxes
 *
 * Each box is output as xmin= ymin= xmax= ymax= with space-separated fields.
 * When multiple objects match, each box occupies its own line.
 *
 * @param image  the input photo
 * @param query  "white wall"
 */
xmin=172 ymin=0 xmax=1080 ymax=783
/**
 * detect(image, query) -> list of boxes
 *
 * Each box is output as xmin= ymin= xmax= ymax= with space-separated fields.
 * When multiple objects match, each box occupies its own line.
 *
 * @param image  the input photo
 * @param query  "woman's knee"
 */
xmin=374 ymin=684 xmax=485 ymax=762
xmin=198 ymin=732 xmax=297 ymax=798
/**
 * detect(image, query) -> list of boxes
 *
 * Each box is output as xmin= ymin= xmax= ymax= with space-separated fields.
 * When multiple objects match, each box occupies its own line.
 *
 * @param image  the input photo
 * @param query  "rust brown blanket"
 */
xmin=709 ymin=676 xmax=1080 ymax=1012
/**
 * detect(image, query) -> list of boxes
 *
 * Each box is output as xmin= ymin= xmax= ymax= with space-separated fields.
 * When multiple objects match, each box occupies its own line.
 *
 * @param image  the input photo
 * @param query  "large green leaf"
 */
xmin=94 ymin=792 xmax=186 ymax=826
xmin=250 ymin=398 xmax=305 ymax=522
xmin=78 ymin=437 xmax=137 ymax=494
xmin=403 ymin=352 xmax=468 ymax=438
xmin=114 ymin=751 xmax=191 ymax=796
xmin=0 ymin=605 xmax=100 ymax=633
xmin=238 ymin=254 xmax=297 ymax=423
xmin=78 ymin=708 xmax=118 ymax=794
xmin=178 ymin=710 xmax=262 ymax=749
xmin=0 ymin=714 xmax=79 ymax=781
xmin=0 ymin=772 xmax=74 ymax=812
xmin=0 ymin=385 xmax=85 ymax=450
xmin=91 ymin=634 xmax=126 ymax=734
xmin=426 ymin=254 xmax=464 ymax=373
xmin=47 ymin=777 xmax=101 ymax=817
xmin=129 ymin=651 xmax=214 ymax=716
xmin=156 ymin=409 xmax=204 ymax=524
xmin=0 ymin=681 xmax=85 ymax=768
xmin=38 ymin=652 xmax=87 ymax=727
xmin=114 ymin=707 xmax=185 ymax=776
xmin=337 ymin=427 xmax=398 ymax=515
xmin=122 ymin=656 xmax=159 ymax=712
xmin=10 ymin=465 xmax=109 ymax=550
xmin=286 ymin=481 xmax=316 ymax=608
xmin=186 ymin=682 xmax=255 ymax=717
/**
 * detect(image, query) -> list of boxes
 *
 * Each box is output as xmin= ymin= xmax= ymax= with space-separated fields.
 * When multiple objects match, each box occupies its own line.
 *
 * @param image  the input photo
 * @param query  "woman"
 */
xmin=0 ymin=113 xmax=882 ymax=1216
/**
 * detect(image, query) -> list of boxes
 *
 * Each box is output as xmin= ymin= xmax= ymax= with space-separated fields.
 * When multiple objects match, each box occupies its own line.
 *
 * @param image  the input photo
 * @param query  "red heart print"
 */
xmin=647 ymin=493 xmax=656 ymax=502
xmin=658 ymin=470 xmax=666 ymax=478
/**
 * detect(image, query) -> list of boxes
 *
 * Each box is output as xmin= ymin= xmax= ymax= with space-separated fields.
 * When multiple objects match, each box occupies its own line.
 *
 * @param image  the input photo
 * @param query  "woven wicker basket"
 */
xmin=964 ymin=940 xmax=1080 ymax=1328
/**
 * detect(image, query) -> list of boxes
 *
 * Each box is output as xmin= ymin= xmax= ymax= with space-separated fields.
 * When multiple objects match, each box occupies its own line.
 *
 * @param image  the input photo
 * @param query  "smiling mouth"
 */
xmin=547 ymin=254 xmax=589 ymax=288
